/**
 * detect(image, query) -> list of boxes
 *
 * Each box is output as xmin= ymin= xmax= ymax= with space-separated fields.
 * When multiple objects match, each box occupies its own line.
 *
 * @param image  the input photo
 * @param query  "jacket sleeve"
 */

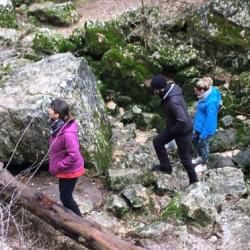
xmin=200 ymin=102 xmax=218 ymax=140
xmin=168 ymin=101 xmax=189 ymax=136
xmin=57 ymin=133 xmax=80 ymax=170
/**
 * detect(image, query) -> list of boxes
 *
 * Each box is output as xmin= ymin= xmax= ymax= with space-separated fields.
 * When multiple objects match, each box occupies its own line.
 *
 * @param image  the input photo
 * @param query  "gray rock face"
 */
xmin=104 ymin=194 xmax=129 ymax=218
xmin=210 ymin=129 xmax=237 ymax=153
xmin=220 ymin=198 xmax=250 ymax=250
xmin=122 ymin=184 xmax=149 ymax=208
xmin=154 ymin=163 xmax=189 ymax=195
xmin=0 ymin=53 xmax=111 ymax=173
xmin=234 ymin=147 xmax=250 ymax=168
xmin=201 ymin=167 xmax=247 ymax=205
xmin=212 ymin=0 xmax=250 ymax=28
xmin=0 ymin=28 xmax=20 ymax=47
xmin=208 ymin=154 xmax=235 ymax=169
xmin=107 ymin=168 xmax=155 ymax=191
xmin=180 ymin=184 xmax=218 ymax=228
xmin=135 ymin=222 xmax=174 ymax=240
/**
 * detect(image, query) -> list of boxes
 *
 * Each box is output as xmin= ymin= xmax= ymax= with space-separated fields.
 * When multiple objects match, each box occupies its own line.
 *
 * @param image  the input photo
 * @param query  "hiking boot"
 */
xmin=195 ymin=163 xmax=207 ymax=173
xmin=151 ymin=164 xmax=172 ymax=174
xmin=192 ymin=156 xmax=204 ymax=165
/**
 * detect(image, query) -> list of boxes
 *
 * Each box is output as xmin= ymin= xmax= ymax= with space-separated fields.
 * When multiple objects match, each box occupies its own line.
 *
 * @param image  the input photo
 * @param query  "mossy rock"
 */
xmin=100 ymin=45 xmax=159 ymax=105
xmin=152 ymin=44 xmax=199 ymax=72
xmin=187 ymin=1 xmax=250 ymax=71
xmin=162 ymin=193 xmax=187 ymax=222
xmin=28 ymin=1 xmax=79 ymax=26
xmin=92 ymin=112 xmax=112 ymax=174
xmin=190 ymin=9 xmax=250 ymax=50
xmin=174 ymin=66 xmax=201 ymax=85
xmin=84 ymin=20 xmax=126 ymax=58
xmin=0 ymin=0 xmax=17 ymax=28
xmin=32 ymin=28 xmax=75 ymax=54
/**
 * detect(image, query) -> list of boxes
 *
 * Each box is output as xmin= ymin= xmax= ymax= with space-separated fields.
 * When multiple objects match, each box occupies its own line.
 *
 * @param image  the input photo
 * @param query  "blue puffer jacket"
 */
xmin=194 ymin=86 xmax=222 ymax=140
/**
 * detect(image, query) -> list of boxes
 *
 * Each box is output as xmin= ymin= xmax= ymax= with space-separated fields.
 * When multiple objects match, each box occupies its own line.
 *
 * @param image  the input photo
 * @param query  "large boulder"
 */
xmin=0 ymin=0 xmax=17 ymax=28
xmin=107 ymin=168 xmax=155 ymax=191
xmin=162 ymin=185 xmax=218 ymax=228
xmin=188 ymin=0 xmax=250 ymax=71
xmin=0 ymin=53 xmax=111 ymax=174
xmin=210 ymin=129 xmax=237 ymax=153
xmin=201 ymin=167 xmax=247 ymax=205
xmin=28 ymin=1 xmax=79 ymax=26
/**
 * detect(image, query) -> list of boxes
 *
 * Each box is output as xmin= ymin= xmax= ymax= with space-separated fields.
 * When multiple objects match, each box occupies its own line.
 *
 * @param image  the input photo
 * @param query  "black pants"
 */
xmin=153 ymin=128 xmax=198 ymax=183
xmin=59 ymin=178 xmax=81 ymax=216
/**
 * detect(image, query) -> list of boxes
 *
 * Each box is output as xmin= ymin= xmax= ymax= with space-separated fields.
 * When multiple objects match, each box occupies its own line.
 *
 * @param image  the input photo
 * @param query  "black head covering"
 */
xmin=151 ymin=75 xmax=167 ymax=90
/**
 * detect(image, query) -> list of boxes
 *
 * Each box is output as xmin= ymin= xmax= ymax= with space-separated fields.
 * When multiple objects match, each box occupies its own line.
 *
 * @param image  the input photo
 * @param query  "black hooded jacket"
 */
xmin=160 ymin=84 xmax=193 ymax=137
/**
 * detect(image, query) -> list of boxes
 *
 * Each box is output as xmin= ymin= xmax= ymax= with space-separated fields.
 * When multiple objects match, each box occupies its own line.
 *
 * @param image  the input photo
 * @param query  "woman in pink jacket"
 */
xmin=48 ymin=98 xmax=84 ymax=216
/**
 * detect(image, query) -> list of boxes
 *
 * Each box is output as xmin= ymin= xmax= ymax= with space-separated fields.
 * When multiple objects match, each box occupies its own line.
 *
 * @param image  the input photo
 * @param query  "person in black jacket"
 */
xmin=150 ymin=75 xmax=198 ymax=185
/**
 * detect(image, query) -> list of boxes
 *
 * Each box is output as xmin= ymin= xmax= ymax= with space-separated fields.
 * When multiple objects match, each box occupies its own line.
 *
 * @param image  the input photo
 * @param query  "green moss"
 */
xmin=162 ymin=193 xmax=187 ymax=221
xmin=0 ymin=64 xmax=13 ymax=82
xmin=100 ymin=45 xmax=158 ymax=105
xmin=84 ymin=21 xmax=126 ymax=58
xmin=32 ymin=28 xmax=75 ymax=54
xmin=0 ymin=5 xmax=17 ymax=28
xmin=191 ymin=208 xmax=214 ymax=228
xmin=92 ymin=111 xmax=112 ymax=174
xmin=69 ymin=25 xmax=86 ymax=55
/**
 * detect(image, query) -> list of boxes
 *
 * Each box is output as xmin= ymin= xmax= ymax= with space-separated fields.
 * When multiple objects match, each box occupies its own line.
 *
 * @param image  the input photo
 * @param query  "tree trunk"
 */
xmin=0 ymin=165 xmax=145 ymax=250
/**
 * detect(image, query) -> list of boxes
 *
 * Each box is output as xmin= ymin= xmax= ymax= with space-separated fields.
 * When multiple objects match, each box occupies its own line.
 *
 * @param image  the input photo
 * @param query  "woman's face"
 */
xmin=48 ymin=107 xmax=59 ymax=120
xmin=194 ymin=87 xmax=205 ymax=97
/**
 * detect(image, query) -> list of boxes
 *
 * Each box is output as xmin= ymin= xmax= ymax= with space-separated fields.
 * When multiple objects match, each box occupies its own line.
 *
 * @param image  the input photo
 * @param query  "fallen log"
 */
xmin=0 ymin=164 xmax=145 ymax=250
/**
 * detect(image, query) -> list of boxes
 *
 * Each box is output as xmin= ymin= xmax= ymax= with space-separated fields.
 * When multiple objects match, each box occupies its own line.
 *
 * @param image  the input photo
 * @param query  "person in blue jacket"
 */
xmin=192 ymin=77 xmax=222 ymax=169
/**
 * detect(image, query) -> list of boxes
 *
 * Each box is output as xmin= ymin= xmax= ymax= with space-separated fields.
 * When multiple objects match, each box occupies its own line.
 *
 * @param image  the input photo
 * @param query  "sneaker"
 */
xmin=195 ymin=163 xmax=207 ymax=173
xmin=192 ymin=156 xmax=204 ymax=165
xmin=151 ymin=164 xmax=172 ymax=174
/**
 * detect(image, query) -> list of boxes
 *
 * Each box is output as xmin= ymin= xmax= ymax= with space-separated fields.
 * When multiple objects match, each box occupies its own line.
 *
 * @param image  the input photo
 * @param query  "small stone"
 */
xmin=106 ymin=101 xmax=117 ymax=110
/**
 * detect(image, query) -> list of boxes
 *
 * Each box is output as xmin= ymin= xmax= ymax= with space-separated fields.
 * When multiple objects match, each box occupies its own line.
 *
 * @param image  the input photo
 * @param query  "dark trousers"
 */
xmin=153 ymin=128 xmax=198 ymax=183
xmin=59 ymin=178 xmax=81 ymax=216
xmin=192 ymin=131 xmax=210 ymax=163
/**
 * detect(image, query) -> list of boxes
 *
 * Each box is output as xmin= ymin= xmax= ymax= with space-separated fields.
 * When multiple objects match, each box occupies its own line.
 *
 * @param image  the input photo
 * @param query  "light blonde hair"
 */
xmin=195 ymin=77 xmax=213 ymax=91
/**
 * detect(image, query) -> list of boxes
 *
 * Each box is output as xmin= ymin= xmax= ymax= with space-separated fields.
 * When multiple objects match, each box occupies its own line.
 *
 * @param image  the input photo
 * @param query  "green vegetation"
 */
xmin=84 ymin=21 xmax=126 ymax=58
xmin=162 ymin=193 xmax=187 ymax=221
xmin=32 ymin=28 xmax=75 ymax=54
xmin=92 ymin=111 xmax=112 ymax=174
xmin=0 ymin=4 xmax=17 ymax=28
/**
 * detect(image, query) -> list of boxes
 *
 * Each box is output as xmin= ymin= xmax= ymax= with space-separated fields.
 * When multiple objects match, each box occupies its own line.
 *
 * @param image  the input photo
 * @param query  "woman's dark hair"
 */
xmin=50 ymin=98 xmax=70 ymax=121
